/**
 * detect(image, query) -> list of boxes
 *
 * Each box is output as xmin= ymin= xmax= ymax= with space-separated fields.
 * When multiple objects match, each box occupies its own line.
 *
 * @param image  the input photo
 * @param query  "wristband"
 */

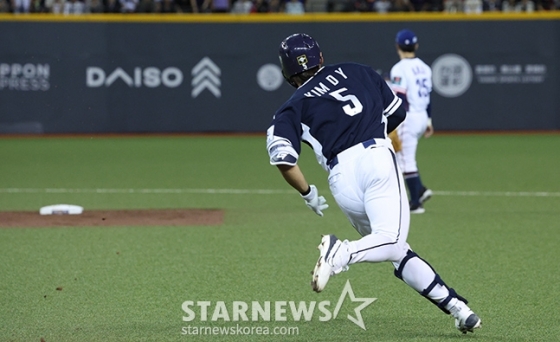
xmin=300 ymin=186 xmax=311 ymax=196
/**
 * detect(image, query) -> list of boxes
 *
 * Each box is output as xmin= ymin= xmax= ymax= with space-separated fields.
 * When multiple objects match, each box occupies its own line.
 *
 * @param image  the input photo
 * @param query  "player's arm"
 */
xmin=424 ymin=69 xmax=434 ymax=138
xmin=378 ymin=70 xmax=406 ymax=133
xmin=268 ymin=145 xmax=329 ymax=217
xmin=424 ymin=103 xmax=434 ymax=138
xmin=267 ymin=137 xmax=328 ymax=217
xmin=276 ymin=164 xmax=310 ymax=194
xmin=387 ymin=103 xmax=406 ymax=133
xmin=389 ymin=66 xmax=409 ymax=112
xmin=394 ymin=92 xmax=409 ymax=112
xmin=276 ymin=163 xmax=328 ymax=217
xmin=267 ymin=119 xmax=328 ymax=216
xmin=267 ymin=132 xmax=308 ymax=193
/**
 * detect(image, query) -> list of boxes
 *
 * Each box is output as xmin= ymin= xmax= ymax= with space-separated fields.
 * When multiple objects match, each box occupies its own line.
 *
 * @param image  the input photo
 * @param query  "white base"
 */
xmin=40 ymin=204 xmax=84 ymax=215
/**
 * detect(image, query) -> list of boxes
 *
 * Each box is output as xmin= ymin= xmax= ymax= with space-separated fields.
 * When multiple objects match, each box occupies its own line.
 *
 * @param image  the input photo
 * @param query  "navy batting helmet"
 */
xmin=278 ymin=33 xmax=322 ymax=87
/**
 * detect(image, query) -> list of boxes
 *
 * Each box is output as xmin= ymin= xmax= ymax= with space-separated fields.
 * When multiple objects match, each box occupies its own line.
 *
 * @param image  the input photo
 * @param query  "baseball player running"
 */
xmin=267 ymin=33 xmax=481 ymax=334
xmin=390 ymin=29 xmax=433 ymax=214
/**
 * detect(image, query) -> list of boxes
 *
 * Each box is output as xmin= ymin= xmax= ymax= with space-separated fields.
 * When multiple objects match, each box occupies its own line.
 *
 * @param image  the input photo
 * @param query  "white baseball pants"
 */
xmin=328 ymin=139 xmax=411 ymax=263
xmin=396 ymin=111 xmax=429 ymax=174
xmin=327 ymin=139 xmax=452 ymax=304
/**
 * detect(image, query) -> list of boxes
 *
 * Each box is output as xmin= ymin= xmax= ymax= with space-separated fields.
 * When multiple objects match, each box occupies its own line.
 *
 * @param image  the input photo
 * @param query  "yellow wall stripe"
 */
xmin=0 ymin=12 xmax=559 ymax=23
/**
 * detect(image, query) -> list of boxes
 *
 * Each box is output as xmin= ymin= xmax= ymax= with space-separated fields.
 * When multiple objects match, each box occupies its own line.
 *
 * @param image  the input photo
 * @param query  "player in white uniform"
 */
xmin=390 ymin=29 xmax=434 ymax=214
xmin=268 ymin=33 xmax=481 ymax=334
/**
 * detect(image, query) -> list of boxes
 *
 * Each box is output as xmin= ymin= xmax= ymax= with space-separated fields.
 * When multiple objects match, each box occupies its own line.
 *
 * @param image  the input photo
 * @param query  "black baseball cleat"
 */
xmin=459 ymin=313 xmax=482 ymax=334
xmin=410 ymin=203 xmax=425 ymax=214
xmin=419 ymin=187 xmax=433 ymax=204
xmin=311 ymin=235 xmax=349 ymax=293
xmin=449 ymin=300 xmax=482 ymax=334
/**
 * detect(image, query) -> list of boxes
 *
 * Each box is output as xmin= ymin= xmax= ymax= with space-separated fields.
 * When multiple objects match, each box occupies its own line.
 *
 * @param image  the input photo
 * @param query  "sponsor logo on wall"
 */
xmin=0 ymin=63 xmax=50 ymax=91
xmin=256 ymin=64 xmax=283 ymax=91
xmin=85 ymin=57 xmax=223 ymax=99
xmin=432 ymin=54 xmax=548 ymax=98
xmin=431 ymin=54 xmax=473 ymax=98
xmin=86 ymin=67 xmax=183 ymax=88
xmin=191 ymin=57 xmax=221 ymax=98
xmin=86 ymin=57 xmax=222 ymax=98
xmin=475 ymin=64 xmax=546 ymax=84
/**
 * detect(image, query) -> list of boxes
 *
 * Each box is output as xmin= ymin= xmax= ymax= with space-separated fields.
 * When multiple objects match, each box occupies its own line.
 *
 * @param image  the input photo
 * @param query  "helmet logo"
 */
xmin=297 ymin=55 xmax=308 ymax=69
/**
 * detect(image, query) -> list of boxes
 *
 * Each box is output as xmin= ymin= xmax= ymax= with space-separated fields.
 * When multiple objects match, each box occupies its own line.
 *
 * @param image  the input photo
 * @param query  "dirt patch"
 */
xmin=0 ymin=209 xmax=223 ymax=228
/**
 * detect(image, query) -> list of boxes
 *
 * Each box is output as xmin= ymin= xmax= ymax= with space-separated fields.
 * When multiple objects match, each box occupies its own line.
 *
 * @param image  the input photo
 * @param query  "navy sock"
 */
xmin=404 ymin=173 xmax=423 ymax=206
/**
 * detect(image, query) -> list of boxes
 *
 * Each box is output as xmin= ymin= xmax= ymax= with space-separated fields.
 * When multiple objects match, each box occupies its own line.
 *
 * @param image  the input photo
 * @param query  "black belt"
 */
xmin=327 ymin=138 xmax=378 ymax=169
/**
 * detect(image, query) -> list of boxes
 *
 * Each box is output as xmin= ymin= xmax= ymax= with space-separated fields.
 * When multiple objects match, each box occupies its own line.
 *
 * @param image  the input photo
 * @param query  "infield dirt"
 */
xmin=0 ymin=209 xmax=223 ymax=228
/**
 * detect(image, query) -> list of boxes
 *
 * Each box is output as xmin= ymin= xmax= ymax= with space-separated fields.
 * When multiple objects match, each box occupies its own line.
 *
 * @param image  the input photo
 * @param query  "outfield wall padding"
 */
xmin=0 ymin=15 xmax=558 ymax=133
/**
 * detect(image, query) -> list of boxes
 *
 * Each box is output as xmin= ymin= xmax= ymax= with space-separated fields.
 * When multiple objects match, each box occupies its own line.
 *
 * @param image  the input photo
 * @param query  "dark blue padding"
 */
xmin=394 ymin=249 xmax=418 ymax=280
xmin=393 ymin=250 xmax=469 ymax=315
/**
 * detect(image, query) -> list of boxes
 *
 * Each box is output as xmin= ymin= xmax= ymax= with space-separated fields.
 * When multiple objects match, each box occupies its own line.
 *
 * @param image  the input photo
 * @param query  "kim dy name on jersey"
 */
xmin=267 ymin=63 xmax=402 ymax=171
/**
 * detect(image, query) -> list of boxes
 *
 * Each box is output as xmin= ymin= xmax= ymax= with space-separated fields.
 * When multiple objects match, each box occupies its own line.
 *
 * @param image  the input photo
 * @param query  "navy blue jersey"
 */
xmin=267 ymin=62 xmax=402 ymax=169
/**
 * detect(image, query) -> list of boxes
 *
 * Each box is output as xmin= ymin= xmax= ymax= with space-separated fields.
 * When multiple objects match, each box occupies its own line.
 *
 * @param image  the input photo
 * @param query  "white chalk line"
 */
xmin=0 ymin=188 xmax=291 ymax=194
xmin=0 ymin=188 xmax=559 ymax=197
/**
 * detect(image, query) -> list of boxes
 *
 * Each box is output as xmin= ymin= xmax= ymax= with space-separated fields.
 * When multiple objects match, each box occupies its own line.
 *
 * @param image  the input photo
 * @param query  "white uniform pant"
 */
xmin=326 ymin=140 xmax=456 ymax=306
xmin=328 ymin=139 xmax=411 ymax=264
xmin=396 ymin=111 xmax=429 ymax=174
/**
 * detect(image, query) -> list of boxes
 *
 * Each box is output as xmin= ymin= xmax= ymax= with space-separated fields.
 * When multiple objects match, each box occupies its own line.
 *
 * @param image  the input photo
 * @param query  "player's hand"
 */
xmin=301 ymin=185 xmax=329 ymax=216
xmin=424 ymin=124 xmax=434 ymax=138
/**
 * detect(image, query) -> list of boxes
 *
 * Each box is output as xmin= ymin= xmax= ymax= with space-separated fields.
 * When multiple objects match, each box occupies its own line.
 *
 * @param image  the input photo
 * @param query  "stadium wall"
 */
xmin=0 ymin=13 xmax=558 ymax=134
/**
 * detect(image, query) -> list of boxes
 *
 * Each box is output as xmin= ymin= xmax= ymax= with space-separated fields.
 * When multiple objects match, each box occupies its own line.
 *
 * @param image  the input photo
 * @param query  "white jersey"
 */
xmin=390 ymin=57 xmax=432 ymax=113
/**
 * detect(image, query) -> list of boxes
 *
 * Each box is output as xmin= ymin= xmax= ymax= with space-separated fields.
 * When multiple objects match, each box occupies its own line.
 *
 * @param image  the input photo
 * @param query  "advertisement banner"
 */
xmin=0 ymin=18 xmax=558 ymax=133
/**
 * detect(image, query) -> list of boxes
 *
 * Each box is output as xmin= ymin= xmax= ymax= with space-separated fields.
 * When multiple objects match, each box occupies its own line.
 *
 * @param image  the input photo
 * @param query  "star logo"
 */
xmin=332 ymin=280 xmax=376 ymax=330
xmin=297 ymin=54 xmax=308 ymax=67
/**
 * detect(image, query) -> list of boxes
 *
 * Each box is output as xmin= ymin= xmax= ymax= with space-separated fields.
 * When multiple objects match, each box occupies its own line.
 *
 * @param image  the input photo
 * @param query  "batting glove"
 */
xmin=301 ymin=185 xmax=329 ymax=217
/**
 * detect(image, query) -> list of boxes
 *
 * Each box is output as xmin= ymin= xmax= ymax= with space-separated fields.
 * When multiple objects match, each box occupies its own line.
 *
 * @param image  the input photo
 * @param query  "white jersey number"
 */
xmin=329 ymin=88 xmax=363 ymax=116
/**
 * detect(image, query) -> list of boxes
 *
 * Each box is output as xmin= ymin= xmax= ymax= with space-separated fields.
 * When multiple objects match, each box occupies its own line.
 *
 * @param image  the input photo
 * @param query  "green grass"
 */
xmin=0 ymin=134 xmax=559 ymax=341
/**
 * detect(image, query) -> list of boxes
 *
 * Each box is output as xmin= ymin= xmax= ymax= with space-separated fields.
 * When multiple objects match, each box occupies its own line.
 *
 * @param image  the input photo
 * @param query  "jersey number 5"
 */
xmin=329 ymin=88 xmax=363 ymax=116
